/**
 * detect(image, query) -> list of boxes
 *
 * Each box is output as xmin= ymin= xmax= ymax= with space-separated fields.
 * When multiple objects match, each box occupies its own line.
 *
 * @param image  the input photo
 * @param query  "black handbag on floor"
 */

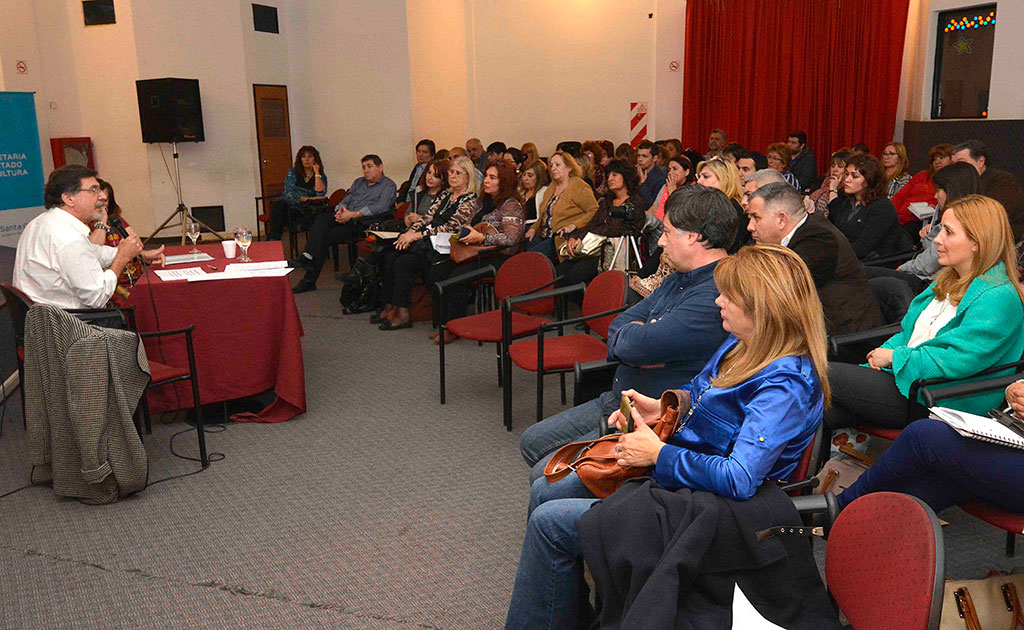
xmin=339 ymin=256 xmax=383 ymax=314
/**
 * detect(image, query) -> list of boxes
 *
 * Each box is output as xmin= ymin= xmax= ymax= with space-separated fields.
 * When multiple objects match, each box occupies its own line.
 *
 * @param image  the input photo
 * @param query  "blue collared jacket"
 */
xmin=606 ymin=261 xmax=727 ymax=399
xmin=653 ymin=336 xmax=824 ymax=500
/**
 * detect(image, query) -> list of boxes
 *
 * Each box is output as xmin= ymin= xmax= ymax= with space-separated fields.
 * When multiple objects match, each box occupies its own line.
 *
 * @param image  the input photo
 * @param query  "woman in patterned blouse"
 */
xmin=881 ymin=142 xmax=912 ymax=198
xmin=377 ymin=157 xmax=479 ymax=331
xmin=87 ymin=179 xmax=141 ymax=307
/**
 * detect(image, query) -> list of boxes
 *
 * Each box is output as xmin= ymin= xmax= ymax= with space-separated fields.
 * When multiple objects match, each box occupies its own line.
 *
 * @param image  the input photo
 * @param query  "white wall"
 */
xmin=900 ymin=0 xmax=1024 ymax=123
xmin=286 ymin=1 xmax=415 ymax=189
xmin=132 ymin=0 xmax=257 ymax=236
xmin=1 ymin=0 xmax=152 ymax=232
xmin=405 ymin=0 xmax=686 ymax=155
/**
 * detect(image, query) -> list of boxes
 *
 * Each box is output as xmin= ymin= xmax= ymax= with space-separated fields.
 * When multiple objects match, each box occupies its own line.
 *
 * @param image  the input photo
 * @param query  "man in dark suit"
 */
xmin=745 ymin=182 xmax=882 ymax=335
xmin=396 ymin=139 xmax=435 ymax=204
xmin=953 ymin=140 xmax=1024 ymax=240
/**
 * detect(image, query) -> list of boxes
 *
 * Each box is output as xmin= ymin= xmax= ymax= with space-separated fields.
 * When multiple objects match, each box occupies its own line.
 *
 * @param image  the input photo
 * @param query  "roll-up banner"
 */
xmin=0 ymin=92 xmax=45 ymax=248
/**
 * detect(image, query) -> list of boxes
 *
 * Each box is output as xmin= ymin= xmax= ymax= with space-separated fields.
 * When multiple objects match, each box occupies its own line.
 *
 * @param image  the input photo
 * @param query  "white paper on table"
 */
xmin=186 ymin=267 xmax=294 ymax=282
xmin=908 ymin=202 xmax=936 ymax=220
xmin=164 ymin=253 xmax=215 ymax=265
xmin=155 ymin=267 xmax=208 ymax=281
xmin=732 ymin=584 xmax=787 ymax=629
xmin=369 ymin=231 xmax=401 ymax=239
xmin=225 ymin=261 xmax=288 ymax=272
xmin=431 ymin=233 xmax=453 ymax=254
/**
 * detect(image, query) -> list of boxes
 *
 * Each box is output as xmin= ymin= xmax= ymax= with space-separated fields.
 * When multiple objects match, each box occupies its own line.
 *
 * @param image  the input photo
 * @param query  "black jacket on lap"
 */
xmin=827 ymin=195 xmax=903 ymax=260
xmin=579 ymin=478 xmax=841 ymax=630
xmin=789 ymin=214 xmax=882 ymax=335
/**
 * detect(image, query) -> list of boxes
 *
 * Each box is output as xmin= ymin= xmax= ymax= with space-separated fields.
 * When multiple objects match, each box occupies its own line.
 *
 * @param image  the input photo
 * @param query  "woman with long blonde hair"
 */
xmin=697 ymin=157 xmax=750 ymax=252
xmin=506 ymin=244 xmax=830 ymax=629
xmin=822 ymin=195 xmax=1024 ymax=455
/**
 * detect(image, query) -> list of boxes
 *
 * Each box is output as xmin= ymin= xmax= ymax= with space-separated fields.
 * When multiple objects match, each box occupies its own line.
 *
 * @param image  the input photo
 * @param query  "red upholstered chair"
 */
xmin=507 ymin=270 xmax=628 ymax=424
xmin=959 ymin=503 xmax=1024 ymax=557
xmin=826 ymin=492 xmax=944 ymax=630
xmin=435 ymin=252 xmax=557 ymax=428
xmin=1 ymin=282 xmax=31 ymax=426
xmin=0 ymin=283 xmax=208 ymax=467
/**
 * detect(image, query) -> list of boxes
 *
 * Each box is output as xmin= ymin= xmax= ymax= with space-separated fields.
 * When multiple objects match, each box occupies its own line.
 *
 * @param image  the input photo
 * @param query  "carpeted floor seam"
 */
xmin=1 ymin=544 xmax=446 ymax=629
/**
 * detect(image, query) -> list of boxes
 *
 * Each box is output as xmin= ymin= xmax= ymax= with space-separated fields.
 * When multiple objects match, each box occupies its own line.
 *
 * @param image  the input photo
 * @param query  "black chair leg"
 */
xmin=495 ymin=342 xmax=503 ymax=387
xmin=189 ymin=377 xmax=208 ymax=468
xmin=536 ymin=369 xmax=544 ymax=423
xmin=560 ymin=373 xmax=566 ymax=405
xmin=1007 ymin=532 xmax=1016 ymax=557
xmin=439 ymin=323 xmax=447 ymax=404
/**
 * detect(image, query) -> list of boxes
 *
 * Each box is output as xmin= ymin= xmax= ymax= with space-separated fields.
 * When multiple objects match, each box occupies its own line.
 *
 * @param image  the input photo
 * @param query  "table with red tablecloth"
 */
xmin=128 ymin=241 xmax=305 ymax=422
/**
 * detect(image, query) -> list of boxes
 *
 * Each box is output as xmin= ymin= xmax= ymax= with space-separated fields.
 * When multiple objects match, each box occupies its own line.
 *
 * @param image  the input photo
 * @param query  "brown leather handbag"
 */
xmin=543 ymin=390 xmax=690 ymax=498
xmin=449 ymin=222 xmax=498 ymax=264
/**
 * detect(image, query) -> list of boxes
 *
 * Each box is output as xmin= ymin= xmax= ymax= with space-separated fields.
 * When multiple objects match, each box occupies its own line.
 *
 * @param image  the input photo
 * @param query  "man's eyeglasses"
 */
xmin=80 ymin=185 xmax=103 ymax=195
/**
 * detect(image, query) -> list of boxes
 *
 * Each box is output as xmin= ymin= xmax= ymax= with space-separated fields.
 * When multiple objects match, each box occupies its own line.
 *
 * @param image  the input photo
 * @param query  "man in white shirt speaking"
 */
xmin=14 ymin=165 xmax=164 ymax=310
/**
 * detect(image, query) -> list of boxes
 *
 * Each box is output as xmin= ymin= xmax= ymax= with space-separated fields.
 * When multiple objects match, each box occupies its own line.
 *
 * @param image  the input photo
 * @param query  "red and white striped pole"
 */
xmin=630 ymin=102 xmax=648 ymax=147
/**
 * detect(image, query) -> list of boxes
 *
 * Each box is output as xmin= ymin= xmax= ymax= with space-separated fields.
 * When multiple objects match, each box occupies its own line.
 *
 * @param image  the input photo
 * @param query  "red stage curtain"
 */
xmin=681 ymin=0 xmax=911 ymax=179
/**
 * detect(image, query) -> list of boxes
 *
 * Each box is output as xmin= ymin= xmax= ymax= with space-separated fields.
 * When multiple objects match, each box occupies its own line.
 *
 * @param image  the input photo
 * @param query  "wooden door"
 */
xmin=254 ymin=84 xmax=291 ymax=199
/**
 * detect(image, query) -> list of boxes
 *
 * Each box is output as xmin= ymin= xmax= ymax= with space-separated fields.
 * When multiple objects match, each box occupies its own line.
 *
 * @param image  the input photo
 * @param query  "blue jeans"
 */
xmin=520 ymin=391 xmax=618 ymax=481
xmin=838 ymin=418 xmax=1024 ymax=513
xmin=505 ymin=472 xmax=598 ymax=630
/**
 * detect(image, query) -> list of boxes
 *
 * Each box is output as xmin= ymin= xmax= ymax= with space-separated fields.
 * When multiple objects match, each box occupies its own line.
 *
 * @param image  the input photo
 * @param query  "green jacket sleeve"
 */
xmin=888 ymin=281 xmax=1024 ymax=398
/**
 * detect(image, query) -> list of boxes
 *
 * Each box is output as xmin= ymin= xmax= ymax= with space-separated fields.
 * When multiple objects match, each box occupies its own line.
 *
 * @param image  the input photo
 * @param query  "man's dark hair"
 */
xmin=722 ymin=142 xmax=745 ymax=161
xmin=788 ymin=130 xmax=807 ymax=146
xmin=953 ymin=140 xmax=991 ymax=167
xmin=739 ymin=151 xmax=769 ymax=171
xmin=416 ymin=139 xmax=436 ymax=156
xmin=44 ymin=164 xmax=96 ymax=209
xmin=664 ymin=185 xmax=737 ymax=250
xmin=932 ymin=161 xmax=981 ymax=206
xmin=556 ymin=141 xmax=582 ymax=158
xmin=486 ymin=141 xmax=507 ymax=155
xmin=361 ymin=154 xmax=383 ymax=167
xmin=504 ymin=147 xmax=525 ymax=165
xmin=636 ymin=140 xmax=658 ymax=156
xmin=604 ymin=159 xmax=640 ymax=197
xmin=851 ymin=143 xmax=870 ymax=154
xmin=750 ymin=182 xmax=805 ymax=219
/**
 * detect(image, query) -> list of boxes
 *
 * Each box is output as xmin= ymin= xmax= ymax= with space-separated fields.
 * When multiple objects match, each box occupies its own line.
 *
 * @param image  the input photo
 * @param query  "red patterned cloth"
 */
xmin=128 ymin=241 xmax=306 ymax=422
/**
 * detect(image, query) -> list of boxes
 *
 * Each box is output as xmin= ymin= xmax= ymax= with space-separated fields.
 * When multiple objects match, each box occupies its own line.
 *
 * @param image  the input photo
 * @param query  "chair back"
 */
xmin=328 ymin=188 xmax=347 ymax=206
xmin=0 ymin=282 xmax=33 ymax=346
xmin=395 ymin=201 xmax=410 ymax=221
xmin=582 ymin=270 xmax=627 ymax=339
xmin=495 ymin=252 xmax=555 ymax=315
xmin=826 ymin=492 xmax=944 ymax=630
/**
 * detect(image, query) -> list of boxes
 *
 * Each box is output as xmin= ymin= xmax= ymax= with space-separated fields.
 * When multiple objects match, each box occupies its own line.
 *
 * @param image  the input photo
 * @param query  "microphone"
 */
xmin=108 ymin=216 xmax=130 ymax=238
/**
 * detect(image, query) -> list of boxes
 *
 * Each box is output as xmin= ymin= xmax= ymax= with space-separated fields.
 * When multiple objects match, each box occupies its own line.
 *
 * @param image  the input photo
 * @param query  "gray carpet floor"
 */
xmin=0 ymin=278 xmax=1021 ymax=629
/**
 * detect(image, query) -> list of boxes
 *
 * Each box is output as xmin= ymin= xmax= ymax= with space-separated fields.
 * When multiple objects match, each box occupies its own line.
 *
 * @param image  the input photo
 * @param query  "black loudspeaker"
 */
xmin=135 ymin=78 xmax=205 ymax=143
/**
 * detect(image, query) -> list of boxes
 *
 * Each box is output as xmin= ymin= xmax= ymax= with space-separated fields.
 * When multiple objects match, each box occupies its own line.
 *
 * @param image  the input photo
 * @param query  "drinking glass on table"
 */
xmin=235 ymin=227 xmax=253 ymax=262
xmin=186 ymin=218 xmax=201 ymax=253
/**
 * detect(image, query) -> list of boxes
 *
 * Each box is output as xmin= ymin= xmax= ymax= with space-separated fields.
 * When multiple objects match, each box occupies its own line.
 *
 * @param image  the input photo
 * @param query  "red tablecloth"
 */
xmin=128 ymin=241 xmax=306 ymax=422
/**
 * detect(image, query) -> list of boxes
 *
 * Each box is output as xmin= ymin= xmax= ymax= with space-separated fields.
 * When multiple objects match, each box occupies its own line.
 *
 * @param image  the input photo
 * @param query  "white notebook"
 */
xmin=929 ymin=407 xmax=1024 ymax=451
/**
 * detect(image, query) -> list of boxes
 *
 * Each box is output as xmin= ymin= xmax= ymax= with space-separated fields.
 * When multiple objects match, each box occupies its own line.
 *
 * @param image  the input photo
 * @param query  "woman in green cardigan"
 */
xmin=823 ymin=194 xmax=1024 ymax=435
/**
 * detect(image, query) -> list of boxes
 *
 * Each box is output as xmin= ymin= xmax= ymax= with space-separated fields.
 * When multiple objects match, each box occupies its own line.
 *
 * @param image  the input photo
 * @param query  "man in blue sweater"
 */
xmin=520 ymin=186 xmax=736 ymax=477
xmin=293 ymin=154 xmax=396 ymax=293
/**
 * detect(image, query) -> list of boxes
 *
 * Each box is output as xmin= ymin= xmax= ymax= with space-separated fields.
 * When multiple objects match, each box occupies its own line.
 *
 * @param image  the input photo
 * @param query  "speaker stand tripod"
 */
xmin=145 ymin=142 xmax=225 ymax=245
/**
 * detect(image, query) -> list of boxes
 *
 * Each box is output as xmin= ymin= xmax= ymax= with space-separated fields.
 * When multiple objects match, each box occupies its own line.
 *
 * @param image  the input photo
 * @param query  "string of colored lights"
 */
xmin=944 ymin=11 xmax=995 ymax=32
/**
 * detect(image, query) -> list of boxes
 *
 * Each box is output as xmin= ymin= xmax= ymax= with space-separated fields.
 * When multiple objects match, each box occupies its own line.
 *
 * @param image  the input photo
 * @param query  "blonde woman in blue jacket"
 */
xmin=823 ymin=194 xmax=1024 ymax=437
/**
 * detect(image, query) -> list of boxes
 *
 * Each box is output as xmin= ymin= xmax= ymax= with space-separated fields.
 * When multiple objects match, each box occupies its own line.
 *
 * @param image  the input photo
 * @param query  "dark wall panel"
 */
xmin=903 ymin=119 xmax=1023 ymax=184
